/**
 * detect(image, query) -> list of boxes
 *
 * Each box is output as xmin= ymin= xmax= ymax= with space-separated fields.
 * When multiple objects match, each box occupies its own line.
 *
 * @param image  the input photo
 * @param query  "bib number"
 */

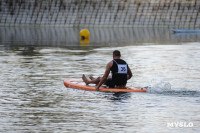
xmin=118 ymin=64 xmax=127 ymax=74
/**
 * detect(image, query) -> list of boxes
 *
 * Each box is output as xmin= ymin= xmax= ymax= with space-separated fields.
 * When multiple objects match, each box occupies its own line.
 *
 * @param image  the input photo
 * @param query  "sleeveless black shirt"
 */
xmin=110 ymin=59 xmax=128 ymax=86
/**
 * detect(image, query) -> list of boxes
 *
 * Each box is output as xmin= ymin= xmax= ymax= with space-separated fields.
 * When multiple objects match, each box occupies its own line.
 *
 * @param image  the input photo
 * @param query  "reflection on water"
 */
xmin=0 ymin=27 xmax=200 ymax=132
xmin=1 ymin=27 xmax=200 ymax=48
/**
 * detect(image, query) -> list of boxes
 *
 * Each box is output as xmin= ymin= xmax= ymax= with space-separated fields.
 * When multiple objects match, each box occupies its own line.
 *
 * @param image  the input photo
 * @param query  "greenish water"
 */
xmin=0 ymin=27 xmax=200 ymax=132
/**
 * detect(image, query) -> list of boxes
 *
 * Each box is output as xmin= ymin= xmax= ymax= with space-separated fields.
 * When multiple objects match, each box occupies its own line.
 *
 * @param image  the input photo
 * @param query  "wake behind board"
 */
xmin=64 ymin=78 xmax=147 ymax=92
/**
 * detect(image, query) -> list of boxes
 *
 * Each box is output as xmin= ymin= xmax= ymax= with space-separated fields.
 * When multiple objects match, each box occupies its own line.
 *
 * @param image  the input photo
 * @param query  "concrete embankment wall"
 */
xmin=0 ymin=0 xmax=200 ymax=28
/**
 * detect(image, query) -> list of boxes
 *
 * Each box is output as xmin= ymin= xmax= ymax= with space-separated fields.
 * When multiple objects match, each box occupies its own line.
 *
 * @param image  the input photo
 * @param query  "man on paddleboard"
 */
xmin=82 ymin=50 xmax=132 ymax=91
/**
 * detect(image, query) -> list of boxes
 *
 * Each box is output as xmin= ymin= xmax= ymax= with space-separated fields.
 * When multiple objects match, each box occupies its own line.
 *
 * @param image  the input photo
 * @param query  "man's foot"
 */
xmin=82 ymin=74 xmax=90 ymax=85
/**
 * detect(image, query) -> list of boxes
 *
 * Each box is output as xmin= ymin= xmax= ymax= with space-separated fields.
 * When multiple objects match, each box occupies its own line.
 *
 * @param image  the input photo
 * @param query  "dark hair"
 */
xmin=113 ymin=50 xmax=121 ymax=57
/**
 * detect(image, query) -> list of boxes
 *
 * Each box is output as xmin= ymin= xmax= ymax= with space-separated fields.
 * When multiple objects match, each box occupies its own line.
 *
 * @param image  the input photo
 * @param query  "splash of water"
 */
xmin=149 ymin=81 xmax=172 ymax=93
xmin=147 ymin=80 xmax=200 ymax=97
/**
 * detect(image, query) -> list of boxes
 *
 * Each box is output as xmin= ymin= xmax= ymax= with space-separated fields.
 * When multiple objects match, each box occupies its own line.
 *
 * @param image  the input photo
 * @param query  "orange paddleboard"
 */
xmin=64 ymin=78 xmax=147 ymax=92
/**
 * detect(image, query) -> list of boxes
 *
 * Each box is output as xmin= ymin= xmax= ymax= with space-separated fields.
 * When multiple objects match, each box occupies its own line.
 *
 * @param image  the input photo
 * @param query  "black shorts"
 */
xmin=105 ymin=78 xmax=127 ymax=88
xmin=105 ymin=79 xmax=115 ymax=88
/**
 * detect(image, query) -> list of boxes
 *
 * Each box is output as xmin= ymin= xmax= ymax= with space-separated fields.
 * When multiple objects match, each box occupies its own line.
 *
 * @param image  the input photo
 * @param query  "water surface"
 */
xmin=0 ymin=27 xmax=200 ymax=132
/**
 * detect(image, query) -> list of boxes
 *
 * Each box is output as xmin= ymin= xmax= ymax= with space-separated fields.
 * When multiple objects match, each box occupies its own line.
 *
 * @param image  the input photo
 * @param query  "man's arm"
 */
xmin=127 ymin=65 xmax=132 ymax=80
xmin=95 ymin=61 xmax=112 ymax=91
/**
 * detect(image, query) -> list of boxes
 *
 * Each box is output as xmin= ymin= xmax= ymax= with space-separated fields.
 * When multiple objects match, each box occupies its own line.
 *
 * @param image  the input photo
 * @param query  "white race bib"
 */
xmin=117 ymin=64 xmax=127 ymax=74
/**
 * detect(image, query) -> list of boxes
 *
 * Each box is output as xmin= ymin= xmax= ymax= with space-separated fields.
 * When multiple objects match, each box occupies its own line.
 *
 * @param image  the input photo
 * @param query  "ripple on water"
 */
xmin=0 ymin=43 xmax=200 ymax=132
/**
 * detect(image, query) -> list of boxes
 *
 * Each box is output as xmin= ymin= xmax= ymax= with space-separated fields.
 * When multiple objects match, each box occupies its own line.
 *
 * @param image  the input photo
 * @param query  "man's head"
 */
xmin=113 ymin=50 xmax=121 ymax=58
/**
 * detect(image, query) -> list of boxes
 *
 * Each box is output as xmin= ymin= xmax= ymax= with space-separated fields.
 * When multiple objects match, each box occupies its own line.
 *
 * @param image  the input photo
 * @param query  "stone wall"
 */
xmin=0 ymin=0 xmax=200 ymax=28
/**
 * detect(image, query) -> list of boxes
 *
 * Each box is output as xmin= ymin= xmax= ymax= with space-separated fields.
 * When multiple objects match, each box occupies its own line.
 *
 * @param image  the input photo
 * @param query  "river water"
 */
xmin=0 ymin=27 xmax=200 ymax=133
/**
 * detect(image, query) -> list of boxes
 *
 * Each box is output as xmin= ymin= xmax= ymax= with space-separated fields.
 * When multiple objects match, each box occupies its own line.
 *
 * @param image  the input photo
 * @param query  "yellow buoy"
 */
xmin=80 ymin=29 xmax=90 ymax=40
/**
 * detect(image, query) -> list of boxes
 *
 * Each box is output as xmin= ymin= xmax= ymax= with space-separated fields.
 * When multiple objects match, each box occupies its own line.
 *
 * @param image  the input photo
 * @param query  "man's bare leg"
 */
xmin=82 ymin=74 xmax=101 ymax=85
xmin=89 ymin=76 xmax=95 ymax=80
